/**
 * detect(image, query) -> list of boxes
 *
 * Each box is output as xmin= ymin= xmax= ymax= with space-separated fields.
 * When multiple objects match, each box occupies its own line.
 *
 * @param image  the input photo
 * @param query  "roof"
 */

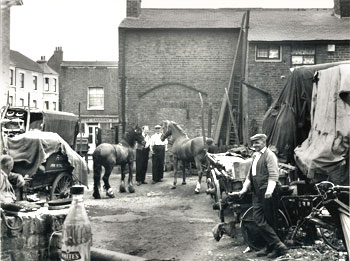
xmin=119 ymin=8 xmax=350 ymax=41
xmin=10 ymin=50 xmax=43 ymax=72
xmin=37 ymin=62 xmax=58 ymax=75
xmin=61 ymin=61 xmax=118 ymax=67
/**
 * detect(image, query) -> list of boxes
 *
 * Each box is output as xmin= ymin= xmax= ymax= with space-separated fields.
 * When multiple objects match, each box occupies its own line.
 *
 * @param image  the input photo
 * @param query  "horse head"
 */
xmin=160 ymin=120 xmax=171 ymax=141
xmin=124 ymin=125 xmax=145 ymax=147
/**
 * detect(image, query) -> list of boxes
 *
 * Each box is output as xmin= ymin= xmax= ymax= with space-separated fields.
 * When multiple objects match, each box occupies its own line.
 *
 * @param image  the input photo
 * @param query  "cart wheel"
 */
xmin=50 ymin=172 xmax=74 ymax=200
xmin=240 ymin=206 xmax=289 ymax=251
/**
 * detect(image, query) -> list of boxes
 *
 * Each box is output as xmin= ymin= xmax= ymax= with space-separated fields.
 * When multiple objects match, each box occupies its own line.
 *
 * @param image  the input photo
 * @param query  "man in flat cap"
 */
xmin=150 ymin=125 xmax=168 ymax=183
xmin=230 ymin=133 xmax=287 ymax=258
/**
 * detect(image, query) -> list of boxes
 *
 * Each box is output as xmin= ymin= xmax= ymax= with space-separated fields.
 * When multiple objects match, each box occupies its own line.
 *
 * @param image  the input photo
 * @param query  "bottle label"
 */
xmin=61 ymin=242 xmax=90 ymax=261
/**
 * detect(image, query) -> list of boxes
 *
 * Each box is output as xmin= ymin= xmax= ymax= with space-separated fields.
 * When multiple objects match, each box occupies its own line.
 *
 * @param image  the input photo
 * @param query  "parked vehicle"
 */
xmin=0 ymin=106 xmax=88 ymax=200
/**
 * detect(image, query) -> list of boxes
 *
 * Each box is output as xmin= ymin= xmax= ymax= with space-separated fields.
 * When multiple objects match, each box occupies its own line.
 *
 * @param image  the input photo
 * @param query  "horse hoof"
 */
xmin=93 ymin=191 xmax=101 ymax=199
xmin=119 ymin=185 xmax=126 ymax=193
xmin=171 ymin=185 xmax=176 ymax=189
xmin=128 ymin=186 xmax=135 ymax=193
xmin=106 ymin=188 xmax=115 ymax=198
xmin=182 ymin=182 xmax=186 ymax=185
xmin=194 ymin=189 xmax=200 ymax=194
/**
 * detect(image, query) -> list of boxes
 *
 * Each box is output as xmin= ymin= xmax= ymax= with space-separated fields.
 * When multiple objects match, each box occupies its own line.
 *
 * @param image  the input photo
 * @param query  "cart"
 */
xmin=1 ymin=107 xmax=88 ymax=201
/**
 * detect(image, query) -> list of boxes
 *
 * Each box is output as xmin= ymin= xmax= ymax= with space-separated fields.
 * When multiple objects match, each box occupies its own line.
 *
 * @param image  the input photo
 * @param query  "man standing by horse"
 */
xmin=150 ymin=125 xmax=167 ymax=184
xmin=136 ymin=126 xmax=151 ymax=186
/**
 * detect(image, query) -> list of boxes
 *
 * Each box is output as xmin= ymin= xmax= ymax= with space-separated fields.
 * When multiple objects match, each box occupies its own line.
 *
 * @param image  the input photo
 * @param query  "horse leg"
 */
xmin=127 ymin=161 xmax=135 ymax=193
xmin=119 ymin=164 xmax=126 ymax=193
xmin=181 ymin=161 xmax=186 ymax=185
xmin=102 ymin=164 xmax=115 ymax=198
xmin=93 ymin=159 xmax=102 ymax=199
xmin=171 ymin=157 xmax=178 ymax=189
xmin=194 ymin=157 xmax=202 ymax=194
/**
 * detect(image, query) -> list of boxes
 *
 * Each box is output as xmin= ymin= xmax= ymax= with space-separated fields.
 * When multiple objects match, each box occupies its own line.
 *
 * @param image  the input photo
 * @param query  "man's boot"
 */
xmin=267 ymin=241 xmax=288 ymax=258
xmin=256 ymin=245 xmax=273 ymax=257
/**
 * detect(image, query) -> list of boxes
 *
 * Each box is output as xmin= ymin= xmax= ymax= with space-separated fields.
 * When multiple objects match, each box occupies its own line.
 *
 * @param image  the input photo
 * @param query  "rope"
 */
xmin=0 ymin=208 xmax=23 ymax=230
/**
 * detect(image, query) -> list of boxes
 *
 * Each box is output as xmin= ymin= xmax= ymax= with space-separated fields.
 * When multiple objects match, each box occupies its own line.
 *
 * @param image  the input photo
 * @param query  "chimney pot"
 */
xmin=127 ymin=0 xmax=141 ymax=17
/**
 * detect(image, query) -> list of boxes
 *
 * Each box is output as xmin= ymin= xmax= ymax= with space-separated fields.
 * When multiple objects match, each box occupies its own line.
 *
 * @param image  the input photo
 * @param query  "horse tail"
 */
xmin=92 ymin=150 xmax=102 ymax=189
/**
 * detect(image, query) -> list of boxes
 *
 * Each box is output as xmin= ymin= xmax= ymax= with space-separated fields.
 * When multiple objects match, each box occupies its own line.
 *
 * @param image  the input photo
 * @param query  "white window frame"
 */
xmin=291 ymin=46 xmax=316 ymax=66
xmin=45 ymin=101 xmax=49 ymax=110
xmin=33 ymin=74 xmax=38 ymax=90
xmin=44 ymin=77 xmax=50 ymax=91
xmin=9 ymin=69 xmax=14 ymax=86
xmin=255 ymin=44 xmax=282 ymax=62
xmin=19 ymin=72 xmax=25 ymax=88
xmin=88 ymin=87 xmax=104 ymax=110
xmin=53 ymin=78 xmax=57 ymax=92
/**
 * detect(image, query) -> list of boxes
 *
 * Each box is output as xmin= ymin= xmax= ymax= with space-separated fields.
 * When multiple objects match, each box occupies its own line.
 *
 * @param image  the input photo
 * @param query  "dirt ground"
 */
xmin=83 ymin=162 xmax=347 ymax=261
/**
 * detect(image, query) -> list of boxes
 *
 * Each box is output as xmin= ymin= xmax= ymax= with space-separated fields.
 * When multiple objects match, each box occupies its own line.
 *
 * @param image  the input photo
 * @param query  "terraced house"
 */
xmin=119 ymin=0 xmax=350 ymax=146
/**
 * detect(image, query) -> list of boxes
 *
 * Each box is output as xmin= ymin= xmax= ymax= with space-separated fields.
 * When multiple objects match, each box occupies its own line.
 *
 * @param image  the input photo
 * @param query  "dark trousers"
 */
xmin=136 ymin=147 xmax=150 ymax=182
xmin=252 ymin=187 xmax=281 ymax=247
xmin=152 ymin=145 xmax=165 ymax=182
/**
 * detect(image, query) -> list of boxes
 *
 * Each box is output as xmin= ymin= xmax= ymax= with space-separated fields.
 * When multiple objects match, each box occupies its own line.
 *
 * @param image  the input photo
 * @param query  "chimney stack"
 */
xmin=37 ymin=56 xmax=46 ymax=64
xmin=334 ymin=0 xmax=350 ymax=18
xmin=127 ymin=0 xmax=141 ymax=17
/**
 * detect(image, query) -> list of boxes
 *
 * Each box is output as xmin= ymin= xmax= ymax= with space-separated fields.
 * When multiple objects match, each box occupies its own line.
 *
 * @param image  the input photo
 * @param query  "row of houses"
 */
xmin=2 ymin=0 xmax=350 ymax=152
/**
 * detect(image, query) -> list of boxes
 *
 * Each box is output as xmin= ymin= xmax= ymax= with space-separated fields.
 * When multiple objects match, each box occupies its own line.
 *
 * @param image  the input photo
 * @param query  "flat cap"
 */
xmin=250 ymin=133 xmax=267 ymax=141
xmin=154 ymin=125 xmax=162 ymax=129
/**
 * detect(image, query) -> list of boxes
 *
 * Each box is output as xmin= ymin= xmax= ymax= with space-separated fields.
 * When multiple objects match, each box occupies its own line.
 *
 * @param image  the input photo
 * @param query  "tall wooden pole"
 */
xmin=199 ymin=92 xmax=207 ymax=151
xmin=241 ymin=10 xmax=250 ymax=145
xmin=78 ymin=102 xmax=82 ymax=155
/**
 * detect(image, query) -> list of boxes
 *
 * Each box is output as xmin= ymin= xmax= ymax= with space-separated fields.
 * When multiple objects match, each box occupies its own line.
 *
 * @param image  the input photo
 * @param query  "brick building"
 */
xmin=48 ymin=47 xmax=119 ymax=153
xmin=119 ymin=0 xmax=350 ymax=145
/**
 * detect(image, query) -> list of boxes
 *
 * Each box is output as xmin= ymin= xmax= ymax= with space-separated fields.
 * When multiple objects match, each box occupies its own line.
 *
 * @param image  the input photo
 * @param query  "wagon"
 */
xmin=1 ymin=107 xmax=88 ymax=201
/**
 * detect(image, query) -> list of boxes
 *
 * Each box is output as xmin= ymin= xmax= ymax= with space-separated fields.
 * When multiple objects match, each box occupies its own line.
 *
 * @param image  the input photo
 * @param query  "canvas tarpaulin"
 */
xmin=6 ymin=130 xmax=88 ymax=186
xmin=294 ymin=64 xmax=350 ymax=185
xmin=262 ymin=61 xmax=350 ymax=164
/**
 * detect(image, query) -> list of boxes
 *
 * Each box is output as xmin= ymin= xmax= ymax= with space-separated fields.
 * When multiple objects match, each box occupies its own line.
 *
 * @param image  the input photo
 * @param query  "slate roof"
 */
xmin=119 ymin=8 xmax=350 ymax=41
xmin=37 ymin=62 xmax=58 ymax=75
xmin=61 ymin=61 xmax=118 ymax=67
xmin=10 ymin=50 xmax=43 ymax=73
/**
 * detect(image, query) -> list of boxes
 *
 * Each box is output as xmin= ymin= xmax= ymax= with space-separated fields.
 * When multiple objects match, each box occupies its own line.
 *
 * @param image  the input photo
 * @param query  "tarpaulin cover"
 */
xmin=294 ymin=65 xmax=350 ymax=185
xmin=262 ymin=61 xmax=350 ymax=164
xmin=42 ymin=111 xmax=78 ymax=147
xmin=6 ymin=130 xmax=88 ymax=186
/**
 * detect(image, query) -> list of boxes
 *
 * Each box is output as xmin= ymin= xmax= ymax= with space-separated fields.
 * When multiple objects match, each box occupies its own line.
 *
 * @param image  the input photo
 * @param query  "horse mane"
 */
xmin=120 ymin=126 xmax=139 ymax=147
xmin=169 ymin=121 xmax=186 ymax=134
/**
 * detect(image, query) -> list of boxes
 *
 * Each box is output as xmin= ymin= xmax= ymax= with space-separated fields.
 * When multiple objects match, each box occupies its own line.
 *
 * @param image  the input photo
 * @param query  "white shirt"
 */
xmin=150 ymin=133 xmax=168 ymax=146
xmin=251 ymin=147 xmax=266 ymax=176
xmin=143 ymin=133 xmax=151 ymax=148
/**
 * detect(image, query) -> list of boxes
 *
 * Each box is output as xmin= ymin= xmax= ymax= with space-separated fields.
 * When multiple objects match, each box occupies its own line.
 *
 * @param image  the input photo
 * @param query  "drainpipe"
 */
xmin=119 ymin=28 xmax=126 ymax=134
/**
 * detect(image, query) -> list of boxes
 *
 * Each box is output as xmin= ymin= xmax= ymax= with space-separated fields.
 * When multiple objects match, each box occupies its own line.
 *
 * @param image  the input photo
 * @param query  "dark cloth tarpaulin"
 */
xmin=262 ymin=61 xmax=350 ymax=164
xmin=6 ymin=130 xmax=88 ymax=186
xmin=294 ymin=65 xmax=350 ymax=185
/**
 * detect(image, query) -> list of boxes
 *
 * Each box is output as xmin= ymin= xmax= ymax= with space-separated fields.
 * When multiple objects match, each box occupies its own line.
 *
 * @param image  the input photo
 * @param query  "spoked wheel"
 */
xmin=50 ymin=172 xmax=74 ymax=200
xmin=240 ymin=206 xmax=290 ymax=251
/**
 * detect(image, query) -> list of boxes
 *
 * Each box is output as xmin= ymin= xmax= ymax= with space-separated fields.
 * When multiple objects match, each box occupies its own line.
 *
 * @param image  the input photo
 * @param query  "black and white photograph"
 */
xmin=0 ymin=0 xmax=349 ymax=260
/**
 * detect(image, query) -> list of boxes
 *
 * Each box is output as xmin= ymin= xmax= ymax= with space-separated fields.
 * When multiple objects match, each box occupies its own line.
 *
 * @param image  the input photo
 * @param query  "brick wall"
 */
xmin=60 ymin=67 xmax=118 ymax=117
xmin=247 ymin=41 xmax=350 ymax=133
xmin=119 ymin=29 xmax=241 ymax=138
xmin=1 ymin=210 xmax=66 ymax=261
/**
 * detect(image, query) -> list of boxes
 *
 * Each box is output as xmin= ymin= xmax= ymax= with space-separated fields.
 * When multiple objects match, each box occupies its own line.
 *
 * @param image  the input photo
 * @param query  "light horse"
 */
xmin=92 ymin=125 xmax=144 ymax=199
xmin=161 ymin=120 xmax=215 ymax=194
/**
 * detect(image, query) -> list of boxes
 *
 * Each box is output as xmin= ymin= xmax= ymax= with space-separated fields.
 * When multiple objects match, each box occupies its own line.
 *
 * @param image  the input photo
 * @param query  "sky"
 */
xmin=10 ymin=0 xmax=334 ymax=62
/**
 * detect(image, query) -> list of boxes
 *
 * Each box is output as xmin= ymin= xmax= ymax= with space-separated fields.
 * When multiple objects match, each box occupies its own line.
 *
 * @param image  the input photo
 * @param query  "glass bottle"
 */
xmin=61 ymin=185 xmax=92 ymax=261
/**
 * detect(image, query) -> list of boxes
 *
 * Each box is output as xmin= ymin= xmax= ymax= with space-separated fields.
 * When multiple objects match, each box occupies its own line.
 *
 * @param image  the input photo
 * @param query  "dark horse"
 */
xmin=161 ymin=120 xmax=215 ymax=194
xmin=92 ymin=125 xmax=144 ymax=199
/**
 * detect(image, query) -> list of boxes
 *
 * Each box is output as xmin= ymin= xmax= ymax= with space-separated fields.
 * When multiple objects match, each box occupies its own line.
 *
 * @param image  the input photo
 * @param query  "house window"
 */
xmin=32 ymin=100 xmax=37 ymax=108
xmin=10 ymin=69 xmax=14 ymax=85
xmin=291 ymin=46 xmax=315 ymax=66
xmin=19 ymin=73 xmax=25 ymax=88
xmin=44 ymin=77 xmax=49 ymax=91
xmin=53 ymin=102 xmax=57 ymax=111
xmin=88 ymin=87 xmax=104 ymax=109
xmin=256 ymin=44 xmax=281 ymax=61
xmin=33 ymin=75 xmax=38 ymax=90
xmin=45 ymin=101 xmax=49 ymax=110
xmin=53 ymin=79 xmax=57 ymax=92
xmin=20 ymin=98 xmax=24 ymax=106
